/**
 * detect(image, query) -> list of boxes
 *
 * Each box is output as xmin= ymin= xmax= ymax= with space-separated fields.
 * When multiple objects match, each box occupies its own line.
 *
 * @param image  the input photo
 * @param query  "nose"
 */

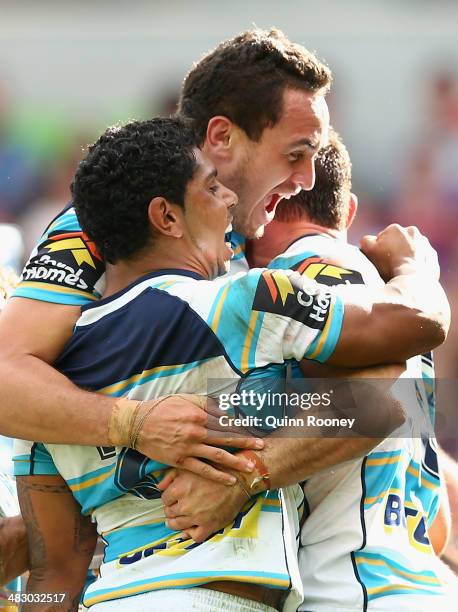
xmin=222 ymin=184 xmax=238 ymax=210
xmin=290 ymin=156 xmax=316 ymax=192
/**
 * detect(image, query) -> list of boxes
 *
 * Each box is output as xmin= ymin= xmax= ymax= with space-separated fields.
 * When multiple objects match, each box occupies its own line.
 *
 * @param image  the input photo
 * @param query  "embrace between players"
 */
xmin=0 ymin=29 xmax=454 ymax=611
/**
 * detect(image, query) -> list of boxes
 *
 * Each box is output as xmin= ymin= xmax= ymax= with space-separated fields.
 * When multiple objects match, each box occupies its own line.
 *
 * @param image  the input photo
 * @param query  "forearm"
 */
xmin=238 ymin=365 xmax=406 ymax=492
xmin=0 ymin=515 xmax=29 ymax=586
xmin=384 ymin=265 xmax=450 ymax=350
xmin=239 ymin=436 xmax=377 ymax=492
xmin=331 ymin=272 xmax=449 ymax=367
xmin=0 ymin=352 xmax=114 ymax=444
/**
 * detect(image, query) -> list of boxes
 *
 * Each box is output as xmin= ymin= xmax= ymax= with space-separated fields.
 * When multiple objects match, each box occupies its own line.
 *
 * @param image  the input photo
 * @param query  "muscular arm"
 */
xmin=161 ymin=364 xmax=406 ymax=541
xmin=16 ymin=474 xmax=97 ymax=612
xmin=0 ymin=299 xmax=260 ymax=483
xmin=0 ymin=298 xmax=114 ymax=444
xmin=328 ymin=264 xmax=449 ymax=367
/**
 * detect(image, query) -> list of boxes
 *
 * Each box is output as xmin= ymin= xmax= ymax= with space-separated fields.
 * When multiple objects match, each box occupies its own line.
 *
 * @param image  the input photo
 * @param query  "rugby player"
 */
xmin=162 ymin=131 xmax=456 ymax=610
xmin=0 ymin=28 xmax=451 ymax=593
xmin=13 ymin=118 xmax=445 ymax=611
xmin=253 ymin=130 xmax=457 ymax=610
xmin=0 ymin=28 xmax=447 ymax=466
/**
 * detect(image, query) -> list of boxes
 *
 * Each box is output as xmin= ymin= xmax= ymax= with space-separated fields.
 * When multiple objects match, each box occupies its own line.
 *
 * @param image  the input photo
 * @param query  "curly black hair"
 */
xmin=275 ymin=129 xmax=352 ymax=229
xmin=71 ymin=118 xmax=197 ymax=264
xmin=179 ymin=28 xmax=331 ymax=144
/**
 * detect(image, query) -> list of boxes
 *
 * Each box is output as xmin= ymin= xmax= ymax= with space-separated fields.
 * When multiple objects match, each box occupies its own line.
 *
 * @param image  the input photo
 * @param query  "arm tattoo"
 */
xmin=16 ymin=479 xmax=48 ymax=573
xmin=17 ymin=481 xmax=70 ymax=495
xmin=73 ymin=513 xmax=96 ymax=555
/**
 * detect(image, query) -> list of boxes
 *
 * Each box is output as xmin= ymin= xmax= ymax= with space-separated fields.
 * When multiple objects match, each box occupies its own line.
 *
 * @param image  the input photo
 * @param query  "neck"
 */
xmin=103 ymin=240 xmax=210 ymax=298
xmin=247 ymin=218 xmax=346 ymax=268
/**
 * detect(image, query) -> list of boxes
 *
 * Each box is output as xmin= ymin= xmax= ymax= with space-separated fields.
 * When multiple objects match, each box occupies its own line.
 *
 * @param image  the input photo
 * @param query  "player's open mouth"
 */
xmin=265 ymin=194 xmax=281 ymax=214
xmin=224 ymin=222 xmax=234 ymax=259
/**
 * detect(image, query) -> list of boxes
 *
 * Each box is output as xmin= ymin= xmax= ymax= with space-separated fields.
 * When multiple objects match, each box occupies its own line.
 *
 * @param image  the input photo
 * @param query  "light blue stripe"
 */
xmin=261 ymin=505 xmax=281 ymax=513
xmin=207 ymin=281 xmax=232 ymax=329
xmin=369 ymin=587 xmax=442 ymax=601
xmin=67 ymin=462 xmax=116 ymax=486
xmin=248 ymin=311 xmax=265 ymax=369
xmin=46 ymin=218 xmax=82 ymax=234
xmin=85 ymin=570 xmax=289 ymax=603
xmin=103 ymin=523 xmax=172 ymax=562
xmin=367 ymin=449 xmax=403 ymax=460
xmin=356 ymin=551 xmax=443 ymax=599
xmin=357 ymin=551 xmax=440 ymax=580
xmin=12 ymin=287 xmax=96 ymax=305
xmin=104 ymin=359 xmax=214 ymax=397
xmin=303 ymin=295 xmax=344 ymax=363
xmin=268 ymin=251 xmax=317 ymax=270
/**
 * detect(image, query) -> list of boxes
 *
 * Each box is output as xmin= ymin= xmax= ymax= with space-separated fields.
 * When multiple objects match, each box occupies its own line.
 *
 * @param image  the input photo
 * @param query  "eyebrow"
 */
xmin=205 ymin=168 xmax=218 ymax=182
xmin=288 ymin=138 xmax=319 ymax=150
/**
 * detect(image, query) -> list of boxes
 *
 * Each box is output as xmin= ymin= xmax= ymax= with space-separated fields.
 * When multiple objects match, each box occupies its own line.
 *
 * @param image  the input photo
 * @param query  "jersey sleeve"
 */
xmin=269 ymin=250 xmax=366 ymax=287
xmin=13 ymin=439 xmax=59 ymax=476
xmin=209 ymin=268 xmax=344 ymax=373
xmin=12 ymin=206 xmax=106 ymax=305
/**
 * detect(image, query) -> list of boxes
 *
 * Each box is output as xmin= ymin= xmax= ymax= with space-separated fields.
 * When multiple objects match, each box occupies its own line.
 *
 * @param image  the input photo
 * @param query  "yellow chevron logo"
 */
xmin=45 ymin=238 xmax=96 ymax=269
xmin=271 ymin=270 xmax=295 ymax=305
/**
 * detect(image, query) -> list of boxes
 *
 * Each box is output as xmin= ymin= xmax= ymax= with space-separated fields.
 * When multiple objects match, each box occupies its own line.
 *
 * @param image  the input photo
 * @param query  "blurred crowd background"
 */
xmin=0 ymin=0 xmax=457 ymax=468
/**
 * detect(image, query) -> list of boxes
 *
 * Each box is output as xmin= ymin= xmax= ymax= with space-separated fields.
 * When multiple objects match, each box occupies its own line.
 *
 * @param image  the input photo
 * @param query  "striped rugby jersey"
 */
xmin=269 ymin=232 xmax=444 ymax=611
xmin=14 ymin=265 xmax=344 ymax=610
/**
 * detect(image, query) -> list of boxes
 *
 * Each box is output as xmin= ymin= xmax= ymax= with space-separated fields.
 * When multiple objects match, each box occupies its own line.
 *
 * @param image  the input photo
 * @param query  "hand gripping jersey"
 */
xmin=269 ymin=233 xmax=444 ymax=611
xmin=13 ymin=266 xmax=344 ymax=610
xmin=12 ymin=207 xmax=250 ymax=305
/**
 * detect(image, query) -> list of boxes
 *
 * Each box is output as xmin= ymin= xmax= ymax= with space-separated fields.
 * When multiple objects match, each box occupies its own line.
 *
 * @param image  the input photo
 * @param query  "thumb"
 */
xmin=175 ymin=393 xmax=208 ymax=410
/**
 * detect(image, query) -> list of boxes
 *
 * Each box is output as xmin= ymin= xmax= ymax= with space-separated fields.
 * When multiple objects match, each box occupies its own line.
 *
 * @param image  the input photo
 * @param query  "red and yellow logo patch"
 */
xmin=44 ymin=231 xmax=102 ymax=269
xmin=293 ymin=257 xmax=364 ymax=286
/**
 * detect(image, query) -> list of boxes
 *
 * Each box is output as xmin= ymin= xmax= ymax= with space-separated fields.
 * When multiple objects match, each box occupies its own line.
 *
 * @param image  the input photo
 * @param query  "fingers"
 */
xmin=186 ymin=526 xmax=213 ymax=543
xmin=177 ymin=457 xmax=237 ymax=485
xmin=157 ymin=469 xmax=177 ymax=491
xmin=164 ymin=503 xmax=180 ymax=519
xmin=209 ymin=436 xmax=264 ymax=450
xmin=166 ymin=515 xmax=196 ymax=532
xmin=193 ymin=444 xmax=254 ymax=473
xmin=161 ymin=486 xmax=179 ymax=506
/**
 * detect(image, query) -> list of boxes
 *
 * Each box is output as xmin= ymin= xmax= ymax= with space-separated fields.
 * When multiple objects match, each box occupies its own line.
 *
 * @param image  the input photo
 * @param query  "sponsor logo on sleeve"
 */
xmin=293 ymin=256 xmax=364 ymax=286
xmin=252 ymin=269 xmax=331 ymax=330
xmin=21 ymin=231 xmax=104 ymax=292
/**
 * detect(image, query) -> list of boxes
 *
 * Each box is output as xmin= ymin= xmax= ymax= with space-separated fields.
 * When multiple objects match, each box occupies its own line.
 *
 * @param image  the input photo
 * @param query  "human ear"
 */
xmin=148 ymin=197 xmax=184 ymax=238
xmin=205 ymin=116 xmax=236 ymax=161
xmin=345 ymin=193 xmax=358 ymax=229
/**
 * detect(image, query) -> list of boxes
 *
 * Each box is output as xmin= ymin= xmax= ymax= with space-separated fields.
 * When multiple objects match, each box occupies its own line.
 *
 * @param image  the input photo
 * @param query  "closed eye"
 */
xmin=288 ymin=151 xmax=307 ymax=162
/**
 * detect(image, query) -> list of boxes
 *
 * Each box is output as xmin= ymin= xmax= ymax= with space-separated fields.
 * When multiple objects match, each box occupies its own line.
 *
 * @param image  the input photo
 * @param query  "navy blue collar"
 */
xmin=82 ymin=268 xmax=205 ymax=312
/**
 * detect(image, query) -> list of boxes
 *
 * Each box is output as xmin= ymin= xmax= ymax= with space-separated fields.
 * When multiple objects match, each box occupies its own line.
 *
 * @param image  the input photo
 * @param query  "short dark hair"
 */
xmin=72 ymin=118 xmax=197 ymax=264
xmin=179 ymin=28 xmax=332 ymax=144
xmin=275 ymin=129 xmax=352 ymax=229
